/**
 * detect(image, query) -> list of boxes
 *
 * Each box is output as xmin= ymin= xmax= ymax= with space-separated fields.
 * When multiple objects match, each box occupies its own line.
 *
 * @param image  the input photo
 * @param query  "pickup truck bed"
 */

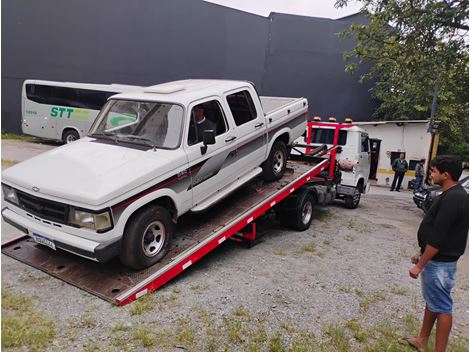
xmin=2 ymin=157 xmax=329 ymax=305
xmin=260 ymin=96 xmax=306 ymax=116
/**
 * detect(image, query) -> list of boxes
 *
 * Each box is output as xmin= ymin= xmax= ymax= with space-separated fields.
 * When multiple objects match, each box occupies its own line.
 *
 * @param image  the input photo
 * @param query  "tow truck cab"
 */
xmin=293 ymin=118 xmax=371 ymax=208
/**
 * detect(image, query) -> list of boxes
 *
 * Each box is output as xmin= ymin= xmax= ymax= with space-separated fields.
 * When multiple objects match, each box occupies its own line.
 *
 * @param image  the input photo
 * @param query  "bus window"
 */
xmin=25 ymin=84 xmax=118 ymax=110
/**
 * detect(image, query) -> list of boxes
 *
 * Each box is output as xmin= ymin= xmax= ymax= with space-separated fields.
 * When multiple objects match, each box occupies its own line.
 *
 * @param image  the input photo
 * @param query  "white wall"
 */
xmin=358 ymin=122 xmax=432 ymax=188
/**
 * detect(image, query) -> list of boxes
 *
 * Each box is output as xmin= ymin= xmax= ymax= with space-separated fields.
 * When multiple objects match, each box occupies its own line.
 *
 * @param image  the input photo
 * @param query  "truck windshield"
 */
xmin=89 ymin=100 xmax=184 ymax=149
xmin=311 ymin=128 xmax=347 ymax=146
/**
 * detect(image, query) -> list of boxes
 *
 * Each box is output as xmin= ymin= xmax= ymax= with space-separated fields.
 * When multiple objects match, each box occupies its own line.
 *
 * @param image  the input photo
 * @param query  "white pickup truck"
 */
xmin=2 ymin=80 xmax=308 ymax=269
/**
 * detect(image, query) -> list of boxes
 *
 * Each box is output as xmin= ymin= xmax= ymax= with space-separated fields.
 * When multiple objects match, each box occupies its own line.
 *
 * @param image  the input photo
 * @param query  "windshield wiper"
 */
xmin=89 ymin=132 xmax=115 ymax=139
xmin=119 ymin=135 xmax=156 ymax=149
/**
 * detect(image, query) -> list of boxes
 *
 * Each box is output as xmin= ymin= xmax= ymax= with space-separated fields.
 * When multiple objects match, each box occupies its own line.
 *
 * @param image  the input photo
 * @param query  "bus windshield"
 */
xmin=89 ymin=100 xmax=184 ymax=149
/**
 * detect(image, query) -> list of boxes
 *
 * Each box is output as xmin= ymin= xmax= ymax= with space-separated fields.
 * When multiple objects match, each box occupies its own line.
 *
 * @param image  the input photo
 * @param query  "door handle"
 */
xmin=225 ymin=136 xmax=237 ymax=143
xmin=255 ymin=122 xmax=264 ymax=128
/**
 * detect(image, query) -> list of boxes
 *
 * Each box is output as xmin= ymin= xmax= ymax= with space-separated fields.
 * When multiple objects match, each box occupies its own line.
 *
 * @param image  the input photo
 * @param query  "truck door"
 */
xmin=222 ymin=89 xmax=267 ymax=174
xmin=185 ymin=98 xmax=238 ymax=207
xmin=358 ymin=133 xmax=371 ymax=186
xmin=369 ymin=138 xmax=381 ymax=180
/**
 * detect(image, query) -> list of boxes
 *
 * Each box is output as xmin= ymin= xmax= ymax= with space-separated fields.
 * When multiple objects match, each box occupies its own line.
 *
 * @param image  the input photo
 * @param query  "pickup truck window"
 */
xmin=90 ymin=99 xmax=184 ymax=149
xmin=226 ymin=90 xmax=257 ymax=126
xmin=311 ymin=128 xmax=347 ymax=146
xmin=188 ymin=100 xmax=227 ymax=146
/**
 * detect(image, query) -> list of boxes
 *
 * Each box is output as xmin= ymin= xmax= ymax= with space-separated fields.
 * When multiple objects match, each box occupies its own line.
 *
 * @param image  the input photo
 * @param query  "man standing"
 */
xmin=405 ymin=155 xmax=469 ymax=352
xmin=414 ymin=158 xmax=426 ymax=192
xmin=390 ymin=153 xmax=408 ymax=191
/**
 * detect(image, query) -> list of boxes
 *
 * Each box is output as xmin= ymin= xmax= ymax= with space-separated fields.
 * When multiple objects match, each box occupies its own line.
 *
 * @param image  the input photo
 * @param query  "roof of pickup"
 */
xmin=110 ymin=79 xmax=255 ymax=105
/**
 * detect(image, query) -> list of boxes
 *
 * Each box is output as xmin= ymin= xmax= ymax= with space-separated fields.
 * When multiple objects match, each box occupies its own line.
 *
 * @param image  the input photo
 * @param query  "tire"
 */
xmin=119 ymin=206 xmax=174 ymax=270
xmin=290 ymin=192 xmax=315 ymax=231
xmin=62 ymin=130 xmax=80 ymax=144
xmin=277 ymin=191 xmax=314 ymax=231
xmin=262 ymin=140 xmax=288 ymax=181
xmin=344 ymin=187 xmax=361 ymax=209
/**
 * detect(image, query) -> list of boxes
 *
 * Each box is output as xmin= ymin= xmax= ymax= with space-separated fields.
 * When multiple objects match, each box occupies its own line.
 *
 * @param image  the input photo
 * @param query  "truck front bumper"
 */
xmin=1 ymin=208 xmax=120 ymax=263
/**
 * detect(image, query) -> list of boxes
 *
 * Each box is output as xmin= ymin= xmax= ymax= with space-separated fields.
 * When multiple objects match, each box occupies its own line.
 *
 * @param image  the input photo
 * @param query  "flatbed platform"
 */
xmin=2 ymin=158 xmax=329 ymax=305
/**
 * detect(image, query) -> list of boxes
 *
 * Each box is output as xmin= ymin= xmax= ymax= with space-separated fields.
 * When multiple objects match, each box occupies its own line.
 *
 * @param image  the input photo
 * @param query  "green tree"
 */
xmin=336 ymin=0 xmax=468 ymax=160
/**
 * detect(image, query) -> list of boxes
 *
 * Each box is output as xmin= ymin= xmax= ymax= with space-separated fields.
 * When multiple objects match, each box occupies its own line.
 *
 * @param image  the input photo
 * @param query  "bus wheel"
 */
xmin=62 ymin=130 xmax=80 ymax=144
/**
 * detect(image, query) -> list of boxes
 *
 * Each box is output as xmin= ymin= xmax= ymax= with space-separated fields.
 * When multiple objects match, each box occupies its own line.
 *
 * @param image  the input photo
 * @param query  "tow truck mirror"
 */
xmin=336 ymin=146 xmax=342 ymax=153
xmin=201 ymin=130 xmax=216 ymax=155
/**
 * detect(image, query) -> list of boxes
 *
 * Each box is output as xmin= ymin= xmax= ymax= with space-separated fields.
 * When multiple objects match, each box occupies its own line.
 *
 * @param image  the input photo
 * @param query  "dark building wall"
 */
xmin=2 ymin=0 xmax=375 ymax=133
xmin=262 ymin=13 xmax=374 ymax=120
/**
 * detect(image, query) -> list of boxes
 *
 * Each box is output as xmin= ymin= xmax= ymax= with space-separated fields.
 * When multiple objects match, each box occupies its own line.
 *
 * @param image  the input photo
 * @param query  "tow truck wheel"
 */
xmin=277 ymin=191 xmax=314 ymax=231
xmin=262 ymin=140 xmax=287 ymax=181
xmin=120 ymin=206 xmax=174 ymax=270
xmin=344 ymin=187 xmax=361 ymax=209
xmin=291 ymin=192 xmax=314 ymax=231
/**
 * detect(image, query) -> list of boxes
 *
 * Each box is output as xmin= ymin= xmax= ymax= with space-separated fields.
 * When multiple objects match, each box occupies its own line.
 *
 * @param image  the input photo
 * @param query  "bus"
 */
xmin=22 ymin=80 xmax=141 ymax=143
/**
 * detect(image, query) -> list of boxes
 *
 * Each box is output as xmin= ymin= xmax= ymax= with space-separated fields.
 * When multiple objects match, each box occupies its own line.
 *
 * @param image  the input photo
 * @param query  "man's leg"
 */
xmin=414 ymin=176 xmax=422 ymax=191
xmin=390 ymin=172 xmax=398 ymax=190
xmin=435 ymin=313 xmax=452 ymax=352
xmin=417 ymin=304 xmax=437 ymax=346
xmin=396 ymin=172 xmax=405 ymax=191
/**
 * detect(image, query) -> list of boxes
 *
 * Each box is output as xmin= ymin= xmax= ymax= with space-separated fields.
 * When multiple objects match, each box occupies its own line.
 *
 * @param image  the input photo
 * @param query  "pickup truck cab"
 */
xmin=2 ymin=79 xmax=307 ymax=269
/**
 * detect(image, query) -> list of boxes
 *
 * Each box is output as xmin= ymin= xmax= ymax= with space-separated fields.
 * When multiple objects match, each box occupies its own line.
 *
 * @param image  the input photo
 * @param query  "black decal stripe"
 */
xmin=267 ymin=112 xmax=307 ymax=136
xmin=112 ymin=174 xmax=181 ymax=211
xmin=111 ymin=160 xmax=210 ymax=212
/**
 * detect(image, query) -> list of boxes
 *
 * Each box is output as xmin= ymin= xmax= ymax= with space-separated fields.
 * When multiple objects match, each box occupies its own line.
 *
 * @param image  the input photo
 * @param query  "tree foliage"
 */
xmin=336 ymin=0 xmax=468 ymax=159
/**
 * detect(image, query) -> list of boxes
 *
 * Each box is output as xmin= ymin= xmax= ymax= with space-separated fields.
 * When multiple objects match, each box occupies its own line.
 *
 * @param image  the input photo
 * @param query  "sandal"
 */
xmin=398 ymin=336 xmax=426 ymax=351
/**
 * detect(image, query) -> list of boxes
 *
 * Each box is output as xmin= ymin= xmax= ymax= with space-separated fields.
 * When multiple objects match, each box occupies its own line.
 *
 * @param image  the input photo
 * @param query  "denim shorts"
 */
xmin=421 ymin=260 xmax=457 ymax=314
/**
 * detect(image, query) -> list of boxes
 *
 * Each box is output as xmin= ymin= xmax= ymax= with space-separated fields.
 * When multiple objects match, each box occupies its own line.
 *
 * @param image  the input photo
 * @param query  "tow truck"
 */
xmin=2 ymin=119 xmax=368 ymax=306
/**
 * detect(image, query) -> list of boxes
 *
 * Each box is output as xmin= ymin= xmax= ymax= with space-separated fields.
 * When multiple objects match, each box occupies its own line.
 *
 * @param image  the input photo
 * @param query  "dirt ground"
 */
xmin=1 ymin=140 xmax=468 ymax=351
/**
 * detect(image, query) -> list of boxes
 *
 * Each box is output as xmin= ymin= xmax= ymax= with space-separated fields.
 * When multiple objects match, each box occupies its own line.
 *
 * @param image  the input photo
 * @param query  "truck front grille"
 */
xmin=17 ymin=190 xmax=69 ymax=223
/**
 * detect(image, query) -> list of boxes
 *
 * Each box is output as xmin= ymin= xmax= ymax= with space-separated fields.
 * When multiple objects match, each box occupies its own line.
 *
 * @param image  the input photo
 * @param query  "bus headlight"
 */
xmin=2 ymin=184 xmax=19 ymax=206
xmin=68 ymin=207 xmax=113 ymax=232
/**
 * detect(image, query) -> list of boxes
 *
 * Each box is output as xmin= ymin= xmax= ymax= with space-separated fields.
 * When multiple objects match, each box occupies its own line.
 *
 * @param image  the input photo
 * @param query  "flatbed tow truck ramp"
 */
xmin=2 ymin=154 xmax=330 ymax=306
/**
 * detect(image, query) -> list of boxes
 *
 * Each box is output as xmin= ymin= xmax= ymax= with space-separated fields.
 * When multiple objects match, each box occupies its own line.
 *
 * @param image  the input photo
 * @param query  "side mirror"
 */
xmin=200 ymin=130 xmax=216 ymax=155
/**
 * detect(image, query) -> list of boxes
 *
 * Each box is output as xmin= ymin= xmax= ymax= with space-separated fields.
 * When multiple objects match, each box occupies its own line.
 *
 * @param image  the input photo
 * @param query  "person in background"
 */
xmin=390 ymin=153 xmax=408 ymax=191
xmin=403 ymin=155 xmax=469 ymax=352
xmin=414 ymin=158 xmax=426 ymax=192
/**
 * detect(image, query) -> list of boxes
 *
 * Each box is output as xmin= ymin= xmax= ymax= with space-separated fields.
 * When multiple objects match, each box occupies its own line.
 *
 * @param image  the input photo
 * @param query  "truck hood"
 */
xmin=2 ymin=139 xmax=180 ymax=207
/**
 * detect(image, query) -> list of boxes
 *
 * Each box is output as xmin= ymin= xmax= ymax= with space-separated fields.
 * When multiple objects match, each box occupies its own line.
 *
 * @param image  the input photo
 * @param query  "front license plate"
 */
xmin=31 ymin=232 xmax=56 ymax=250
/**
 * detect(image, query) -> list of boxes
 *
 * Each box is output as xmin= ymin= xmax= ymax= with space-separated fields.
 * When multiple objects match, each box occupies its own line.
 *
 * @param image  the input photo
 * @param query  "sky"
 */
xmin=204 ymin=0 xmax=363 ymax=19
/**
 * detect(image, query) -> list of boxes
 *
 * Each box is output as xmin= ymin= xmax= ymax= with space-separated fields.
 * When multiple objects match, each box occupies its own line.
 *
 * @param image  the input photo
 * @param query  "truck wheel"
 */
xmin=120 ymin=206 xmax=174 ymax=270
xmin=290 ymin=192 xmax=314 ymax=231
xmin=262 ymin=140 xmax=287 ymax=181
xmin=344 ymin=187 xmax=361 ymax=209
xmin=277 ymin=191 xmax=314 ymax=231
xmin=62 ymin=130 xmax=80 ymax=144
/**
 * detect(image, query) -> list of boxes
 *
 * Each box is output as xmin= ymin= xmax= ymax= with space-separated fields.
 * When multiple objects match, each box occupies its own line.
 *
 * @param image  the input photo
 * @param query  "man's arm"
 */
xmin=409 ymin=244 xmax=439 ymax=279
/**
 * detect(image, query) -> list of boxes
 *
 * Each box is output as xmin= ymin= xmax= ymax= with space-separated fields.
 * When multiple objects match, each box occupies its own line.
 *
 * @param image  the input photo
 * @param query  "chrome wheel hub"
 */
xmin=273 ymin=150 xmax=284 ymax=174
xmin=142 ymin=221 xmax=166 ymax=257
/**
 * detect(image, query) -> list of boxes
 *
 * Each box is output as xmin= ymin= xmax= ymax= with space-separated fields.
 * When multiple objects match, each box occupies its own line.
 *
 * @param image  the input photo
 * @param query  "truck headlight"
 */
xmin=68 ymin=207 xmax=113 ymax=232
xmin=2 ymin=184 xmax=19 ymax=205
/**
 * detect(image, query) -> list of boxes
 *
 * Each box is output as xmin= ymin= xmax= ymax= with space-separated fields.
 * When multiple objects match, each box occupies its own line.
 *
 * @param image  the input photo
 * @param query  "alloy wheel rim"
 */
xmin=66 ymin=135 xmax=77 ymax=143
xmin=301 ymin=201 xmax=313 ymax=225
xmin=142 ymin=221 xmax=166 ymax=257
xmin=273 ymin=150 xmax=284 ymax=174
